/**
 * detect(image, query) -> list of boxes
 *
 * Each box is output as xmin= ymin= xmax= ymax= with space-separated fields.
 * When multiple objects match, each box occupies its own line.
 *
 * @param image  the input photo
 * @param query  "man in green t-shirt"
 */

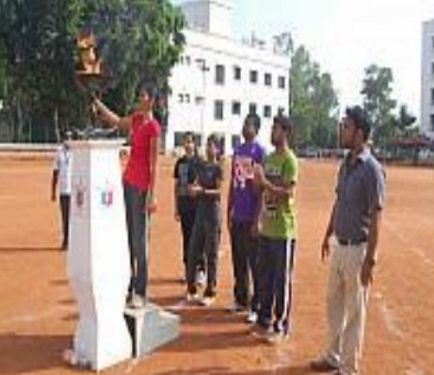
xmin=253 ymin=114 xmax=298 ymax=344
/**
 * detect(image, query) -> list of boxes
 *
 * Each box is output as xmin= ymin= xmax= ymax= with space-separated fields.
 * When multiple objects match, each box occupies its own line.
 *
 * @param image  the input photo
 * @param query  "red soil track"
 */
xmin=0 ymin=156 xmax=433 ymax=374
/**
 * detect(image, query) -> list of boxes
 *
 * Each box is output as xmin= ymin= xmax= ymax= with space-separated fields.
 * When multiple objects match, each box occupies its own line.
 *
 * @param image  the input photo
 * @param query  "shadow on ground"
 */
xmin=0 ymin=333 xmax=71 ymax=374
xmin=155 ymin=364 xmax=314 ymax=375
xmin=0 ymin=246 xmax=61 ymax=253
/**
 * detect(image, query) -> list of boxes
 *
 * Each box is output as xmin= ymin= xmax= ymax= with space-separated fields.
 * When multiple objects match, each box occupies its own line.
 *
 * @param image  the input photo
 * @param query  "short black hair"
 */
xmin=244 ymin=113 xmax=261 ymax=132
xmin=273 ymin=114 xmax=293 ymax=134
xmin=345 ymin=106 xmax=371 ymax=141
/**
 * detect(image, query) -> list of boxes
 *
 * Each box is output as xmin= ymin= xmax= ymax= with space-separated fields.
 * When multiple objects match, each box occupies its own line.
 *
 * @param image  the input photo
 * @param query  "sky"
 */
xmin=172 ymin=0 xmax=434 ymax=120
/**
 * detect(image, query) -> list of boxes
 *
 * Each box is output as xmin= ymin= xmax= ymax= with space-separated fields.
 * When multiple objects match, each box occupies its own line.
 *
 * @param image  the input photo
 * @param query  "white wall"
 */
xmin=181 ymin=1 xmax=210 ymax=33
xmin=181 ymin=0 xmax=234 ymax=37
xmin=167 ymin=29 xmax=290 ymax=155
xmin=421 ymin=19 xmax=434 ymax=139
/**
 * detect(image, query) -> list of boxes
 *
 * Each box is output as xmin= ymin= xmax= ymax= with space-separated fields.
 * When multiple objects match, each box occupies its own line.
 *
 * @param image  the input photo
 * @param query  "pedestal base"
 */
xmin=125 ymin=304 xmax=180 ymax=358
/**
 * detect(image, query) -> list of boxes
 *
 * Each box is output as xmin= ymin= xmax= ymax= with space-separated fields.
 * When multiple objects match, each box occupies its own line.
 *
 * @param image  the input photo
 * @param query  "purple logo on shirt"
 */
xmin=231 ymin=142 xmax=265 ymax=222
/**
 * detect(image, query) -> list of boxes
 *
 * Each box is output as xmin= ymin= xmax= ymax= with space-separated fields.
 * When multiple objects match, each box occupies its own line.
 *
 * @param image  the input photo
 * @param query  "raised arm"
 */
xmin=93 ymin=98 xmax=131 ymax=131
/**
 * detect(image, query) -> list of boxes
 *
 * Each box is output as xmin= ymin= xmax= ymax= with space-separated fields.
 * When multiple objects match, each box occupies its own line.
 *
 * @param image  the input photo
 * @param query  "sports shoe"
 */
xmin=186 ymin=292 xmax=200 ymax=303
xmin=251 ymin=323 xmax=272 ymax=339
xmin=200 ymin=295 xmax=215 ymax=307
xmin=264 ymin=330 xmax=288 ymax=345
xmin=228 ymin=300 xmax=247 ymax=313
xmin=130 ymin=294 xmax=146 ymax=309
xmin=246 ymin=310 xmax=258 ymax=324
xmin=195 ymin=270 xmax=206 ymax=287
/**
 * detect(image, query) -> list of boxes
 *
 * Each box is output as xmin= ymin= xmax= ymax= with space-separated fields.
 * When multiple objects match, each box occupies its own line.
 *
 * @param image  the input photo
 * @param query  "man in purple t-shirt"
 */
xmin=228 ymin=114 xmax=265 ymax=322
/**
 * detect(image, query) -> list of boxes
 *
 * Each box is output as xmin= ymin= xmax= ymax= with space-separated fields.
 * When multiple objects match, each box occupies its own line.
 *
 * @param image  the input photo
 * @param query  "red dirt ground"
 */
xmin=0 ymin=155 xmax=433 ymax=375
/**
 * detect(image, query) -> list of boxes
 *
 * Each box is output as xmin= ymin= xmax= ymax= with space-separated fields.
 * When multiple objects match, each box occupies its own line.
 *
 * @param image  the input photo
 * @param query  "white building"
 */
xmin=421 ymin=19 xmax=434 ymax=139
xmin=166 ymin=0 xmax=290 ymax=154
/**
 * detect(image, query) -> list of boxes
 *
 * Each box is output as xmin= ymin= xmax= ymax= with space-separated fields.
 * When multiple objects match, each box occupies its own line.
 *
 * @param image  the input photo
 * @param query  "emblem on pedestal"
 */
xmin=101 ymin=184 xmax=114 ymax=207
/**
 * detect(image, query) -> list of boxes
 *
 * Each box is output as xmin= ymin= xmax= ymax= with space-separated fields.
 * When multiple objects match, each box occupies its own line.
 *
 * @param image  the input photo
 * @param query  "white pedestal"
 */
xmin=125 ymin=304 xmax=181 ymax=358
xmin=68 ymin=140 xmax=132 ymax=371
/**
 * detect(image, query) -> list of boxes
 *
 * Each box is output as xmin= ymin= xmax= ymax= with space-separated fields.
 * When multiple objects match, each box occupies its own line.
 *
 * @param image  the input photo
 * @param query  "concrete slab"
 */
xmin=125 ymin=303 xmax=181 ymax=358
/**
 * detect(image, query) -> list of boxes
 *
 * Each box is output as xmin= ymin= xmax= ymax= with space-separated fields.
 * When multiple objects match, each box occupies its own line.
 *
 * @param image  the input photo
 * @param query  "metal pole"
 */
xmin=195 ymin=58 xmax=209 ymax=155
xmin=201 ymin=66 xmax=206 ymax=154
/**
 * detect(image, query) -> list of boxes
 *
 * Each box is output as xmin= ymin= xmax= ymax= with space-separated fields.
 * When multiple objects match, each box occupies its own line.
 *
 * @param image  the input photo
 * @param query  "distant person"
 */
xmin=173 ymin=132 xmax=205 ymax=284
xmin=253 ymin=115 xmax=298 ymax=344
xmin=51 ymin=131 xmax=73 ymax=250
xmin=310 ymin=106 xmax=386 ymax=375
xmin=93 ymin=83 xmax=160 ymax=309
xmin=186 ymin=134 xmax=223 ymax=307
xmin=227 ymin=114 xmax=265 ymax=324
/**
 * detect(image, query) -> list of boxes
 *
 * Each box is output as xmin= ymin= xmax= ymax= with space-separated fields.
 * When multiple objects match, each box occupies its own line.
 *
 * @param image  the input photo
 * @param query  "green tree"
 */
xmin=0 ymin=42 xmax=6 ymax=100
xmin=290 ymin=45 xmax=339 ymax=148
xmin=393 ymin=104 xmax=417 ymax=137
xmin=0 ymin=0 xmax=86 ymax=141
xmin=361 ymin=64 xmax=397 ymax=149
xmin=0 ymin=0 xmax=185 ymax=142
xmin=73 ymin=0 xmax=186 ymax=114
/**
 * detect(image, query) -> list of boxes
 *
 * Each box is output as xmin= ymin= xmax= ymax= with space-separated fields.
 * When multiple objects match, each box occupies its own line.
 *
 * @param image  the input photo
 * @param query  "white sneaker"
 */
xmin=200 ymin=295 xmax=215 ymax=307
xmin=246 ymin=310 xmax=258 ymax=324
xmin=228 ymin=301 xmax=247 ymax=313
xmin=264 ymin=331 xmax=288 ymax=345
xmin=195 ymin=270 xmax=206 ymax=287
xmin=186 ymin=292 xmax=200 ymax=303
xmin=131 ymin=294 xmax=146 ymax=309
xmin=251 ymin=324 xmax=272 ymax=338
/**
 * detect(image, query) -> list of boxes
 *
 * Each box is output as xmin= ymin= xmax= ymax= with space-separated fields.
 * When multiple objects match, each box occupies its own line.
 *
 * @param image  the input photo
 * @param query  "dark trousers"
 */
xmin=187 ymin=207 xmax=221 ymax=296
xmin=124 ymin=182 xmax=149 ymax=297
xmin=230 ymin=221 xmax=260 ymax=311
xmin=59 ymin=194 xmax=71 ymax=248
xmin=257 ymin=237 xmax=296 ymax=334
xmin=179 ymin=208 xmax=196 ymax=276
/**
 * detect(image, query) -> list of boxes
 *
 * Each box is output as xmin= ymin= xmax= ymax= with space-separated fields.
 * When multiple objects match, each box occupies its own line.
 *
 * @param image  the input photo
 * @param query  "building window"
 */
xmin=431 ymin=114 xmax=434 ymax=131
xmin=431 ymin=88 xmax=434 ymax=105
xmin=234 ymin=66 xmax=241 ymax=80
xmin=232 ymin=101 xmax=241 ymax=115
xmin=174 ymin=132 xmax=184 ymax=147
xmin=431 ymin=62 xmax=434 ymax=76
xmin=278 ymin=76 xmax=286 ymax=89
xmin=249 ymin=103 xmax=257 ymax=115
xmin=185 ymin=56 xmax=191 ymax=65
xmin=432 ymin=36 xmax=434 ymax=50
xmin=278 ymin=106 xmax=285 ymax=115
xmin=178 ymin=94 xmax=184 ymax=103
xmin=185 ymin=94 xmax=191 ymax=103
xmin=232 ymin=135 xmax=241 ymax=149
xmin=216 ymin=64 xmax=225 ymax=85
xmin=264 ymin=105 xmax=272 ymax=118
xmin=214 ymin=100 xmax=224 ymax=120
xmin=264 ymin=73 xmax=272 ymax=86
xmin=250 ymin=70 xmax=258 ymax=84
